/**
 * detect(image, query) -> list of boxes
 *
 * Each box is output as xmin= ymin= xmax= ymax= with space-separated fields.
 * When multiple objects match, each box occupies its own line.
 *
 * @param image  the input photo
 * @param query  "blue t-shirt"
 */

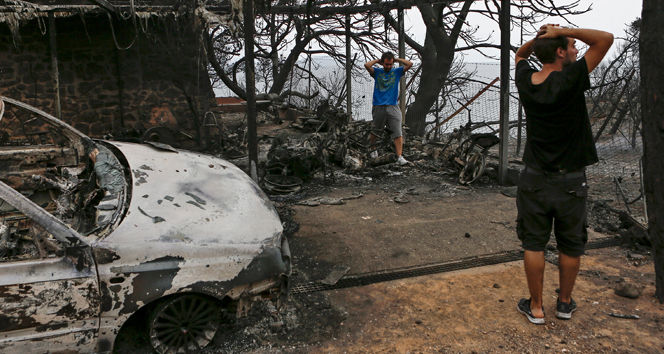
xmin=371 ymin=67 xmax=404 ymax=106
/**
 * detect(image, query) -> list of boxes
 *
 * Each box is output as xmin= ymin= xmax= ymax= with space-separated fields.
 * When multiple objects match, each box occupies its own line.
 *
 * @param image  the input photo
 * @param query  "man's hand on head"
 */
xmin=537 ymin=24 xmax=564 ymax=39
xmin=394 ymin=57 xmax=413 ymax=72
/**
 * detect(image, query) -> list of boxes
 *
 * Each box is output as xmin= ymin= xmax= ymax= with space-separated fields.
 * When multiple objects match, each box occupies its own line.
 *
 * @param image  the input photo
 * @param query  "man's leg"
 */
xmin=394 ymin=136 xmax=403 ymax=156
xmin=553 ymin=173 xmax=587 ymax=309
xmin=558 ymin=253 xmax=580 ymax=303
xmin=523 ymin=250 xmax=546 ymax=318
xmin=371 ymin=106 xmax=386 ymax=152
xmin=385 ymin=106 xmax=406 ymax=163
xmin=517 ymin=171 xmax=551 ymax=320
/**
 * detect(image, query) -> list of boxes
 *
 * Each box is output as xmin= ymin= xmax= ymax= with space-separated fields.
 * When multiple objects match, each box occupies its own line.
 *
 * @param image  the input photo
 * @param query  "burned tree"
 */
xmin=382 ymin=0 xmax=589 ymax=135
xmin=640 ymin=0 xmax=664 ymax=303
xmin=588 ymin=18 xmax=641 ymax=145
xmin=206 ymin=4 xmax=390 ymax=100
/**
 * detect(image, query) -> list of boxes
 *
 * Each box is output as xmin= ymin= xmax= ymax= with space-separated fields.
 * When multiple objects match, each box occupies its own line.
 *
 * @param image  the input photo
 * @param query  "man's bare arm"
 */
xmin=364 ymin=59 xmax=380 ymax=75
xmin=538 ymin=26 xmax=614 ymax=73
xmin=515 ymin=39 xmax=536 ymax=66
xmin=395 ymin=58 xmax=413 ymax=72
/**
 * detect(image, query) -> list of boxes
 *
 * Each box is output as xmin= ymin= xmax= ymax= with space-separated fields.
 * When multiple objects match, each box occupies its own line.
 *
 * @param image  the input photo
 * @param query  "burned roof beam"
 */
xmin=246 ymin=0 xmax=458 ymax=15
xmin=7 ymin=0 xmax=179 ymax=5
xmin=88 ymin=0 xmax=114 ymax=13
xmin=0 ymin=0 xmax=232 ymax=14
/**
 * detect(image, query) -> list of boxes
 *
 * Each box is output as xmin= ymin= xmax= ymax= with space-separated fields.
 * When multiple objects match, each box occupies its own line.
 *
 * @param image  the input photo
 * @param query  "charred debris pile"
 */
xmin=212 ymin=100 xmax=505 ymax=194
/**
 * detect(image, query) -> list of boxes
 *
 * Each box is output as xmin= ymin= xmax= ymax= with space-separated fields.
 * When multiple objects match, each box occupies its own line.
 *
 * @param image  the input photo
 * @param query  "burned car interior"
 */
xmin=0 ymin=97 xmax=129 ymax=260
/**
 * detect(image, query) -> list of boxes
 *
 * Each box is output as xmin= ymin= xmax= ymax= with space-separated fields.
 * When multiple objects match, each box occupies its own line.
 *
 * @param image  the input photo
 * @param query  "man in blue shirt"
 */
xmin=364 ymin=52 xmax=413 ymax=165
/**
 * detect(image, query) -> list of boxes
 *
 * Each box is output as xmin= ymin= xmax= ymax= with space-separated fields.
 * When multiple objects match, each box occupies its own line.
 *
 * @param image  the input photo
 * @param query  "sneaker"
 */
xmin=370 ymin=150 xmax=378 ymax=159
xmin=517 ymin=298 xmax=545 ymax=325
xmin=555 ymin=298 xmax=577 ymax=319
xmin=396 ymin=155 xmax=408 ymax=165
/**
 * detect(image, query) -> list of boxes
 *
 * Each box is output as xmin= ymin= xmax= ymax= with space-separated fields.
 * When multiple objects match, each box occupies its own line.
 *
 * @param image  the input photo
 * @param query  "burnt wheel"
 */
xmin=453 ymin=139 xmax=473 ymax=170
xmin=149 ymin=295 xmax=220 ymax=354
xmin=459 ymin=152 xmax=486 ymax=185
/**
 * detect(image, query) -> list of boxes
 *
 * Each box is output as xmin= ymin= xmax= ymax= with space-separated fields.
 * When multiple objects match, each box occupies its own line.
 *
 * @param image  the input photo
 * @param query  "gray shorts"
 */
xmin=372 ymin=105 xmax=403 ymax=139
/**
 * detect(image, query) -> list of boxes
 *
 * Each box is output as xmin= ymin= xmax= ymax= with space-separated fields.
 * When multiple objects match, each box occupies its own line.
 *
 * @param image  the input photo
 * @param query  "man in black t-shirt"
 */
xmin=514 ymin=24 xmax=613 ymax=325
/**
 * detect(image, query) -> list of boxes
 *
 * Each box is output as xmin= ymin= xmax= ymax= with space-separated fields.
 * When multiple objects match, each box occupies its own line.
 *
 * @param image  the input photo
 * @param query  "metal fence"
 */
xmin=267 ymin=58 xmax=645 ymax=220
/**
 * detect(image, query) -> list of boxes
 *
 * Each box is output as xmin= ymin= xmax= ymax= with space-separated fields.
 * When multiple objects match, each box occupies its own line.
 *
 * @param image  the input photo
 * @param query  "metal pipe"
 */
xmin=498 ymin=0 xmax=510 ymax=185
xmin=244 ymin=0 xmax=258 ymax=181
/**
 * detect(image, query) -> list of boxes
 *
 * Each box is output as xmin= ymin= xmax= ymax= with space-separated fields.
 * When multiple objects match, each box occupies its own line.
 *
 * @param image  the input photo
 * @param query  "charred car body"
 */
xmin=0 ymin=96 xmax=291 ymax=353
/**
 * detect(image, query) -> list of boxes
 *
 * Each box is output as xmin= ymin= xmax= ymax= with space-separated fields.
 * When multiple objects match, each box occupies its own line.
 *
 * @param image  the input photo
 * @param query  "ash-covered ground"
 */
xmin=113 ymin=119 xmax=658 ymax=353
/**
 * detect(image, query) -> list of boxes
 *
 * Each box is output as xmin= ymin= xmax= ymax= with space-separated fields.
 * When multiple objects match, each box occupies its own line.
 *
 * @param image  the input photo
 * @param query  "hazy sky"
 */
xmin=403 ymin=0 xmax=643 ymax=63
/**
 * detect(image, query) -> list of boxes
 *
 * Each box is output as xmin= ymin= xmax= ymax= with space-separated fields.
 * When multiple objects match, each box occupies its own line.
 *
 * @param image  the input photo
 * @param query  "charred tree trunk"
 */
xmin=205 ymin=31 xmax=247 ymax=100
xmin=269 ymin=40 xmax=308 ymax=95
xmin=405 ymin=34 xmax=454 ymax=135
xmin=402 ymin=0 xmax=472 ymax=136
xmin=640 ymin=0 xmax=664 ymax=303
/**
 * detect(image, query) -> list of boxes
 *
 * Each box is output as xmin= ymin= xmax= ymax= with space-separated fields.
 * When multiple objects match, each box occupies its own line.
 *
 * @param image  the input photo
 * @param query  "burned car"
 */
xmin=0 ymin=96 xmax=290 ymax=353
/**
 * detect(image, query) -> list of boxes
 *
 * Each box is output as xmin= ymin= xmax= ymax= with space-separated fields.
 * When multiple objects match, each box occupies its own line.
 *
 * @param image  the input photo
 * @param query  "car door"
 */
xmin=0 ymin=181 xmax=101 ymax=354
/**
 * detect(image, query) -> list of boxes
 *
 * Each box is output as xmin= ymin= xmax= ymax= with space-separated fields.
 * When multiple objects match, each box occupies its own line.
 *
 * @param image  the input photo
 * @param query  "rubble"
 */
xmin=296 ymin=194 xmax=363 ymax=206
xmin=253 ymin=103 xmax=507 ymax=193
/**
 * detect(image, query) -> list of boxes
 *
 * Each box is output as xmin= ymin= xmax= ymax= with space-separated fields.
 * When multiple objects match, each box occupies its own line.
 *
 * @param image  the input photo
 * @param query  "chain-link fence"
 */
xmin=587 ymin=106 xmax=644 ymax=221
xmin=260 ymin=57 xmax=644 ymax=220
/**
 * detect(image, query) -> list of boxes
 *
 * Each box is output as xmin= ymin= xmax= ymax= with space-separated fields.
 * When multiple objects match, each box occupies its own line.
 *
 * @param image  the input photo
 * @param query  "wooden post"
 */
xmin=244 ymin=0 xmax=258 ymax=181
xmin=48 ymin=12 xmax=61 ymax=120
xmin=498 ymin=0 xmax=510 ymax=185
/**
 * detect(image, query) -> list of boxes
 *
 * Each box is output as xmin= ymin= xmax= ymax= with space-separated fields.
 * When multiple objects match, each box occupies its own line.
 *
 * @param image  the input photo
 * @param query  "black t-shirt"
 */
xmin=515 ymin=57 xmax=598 ymax=171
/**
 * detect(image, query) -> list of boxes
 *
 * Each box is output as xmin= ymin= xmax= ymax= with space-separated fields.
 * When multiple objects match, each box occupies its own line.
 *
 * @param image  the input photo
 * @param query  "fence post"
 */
xmin=398 ymin=7 xmax=406 ymax=118
xmin=498 ymin=0 xmax=510 ymax=185
xmin=244 ymin=0 xmax=258 ymax=182
xmin=308 ymin=50 xmax=312 ymax=111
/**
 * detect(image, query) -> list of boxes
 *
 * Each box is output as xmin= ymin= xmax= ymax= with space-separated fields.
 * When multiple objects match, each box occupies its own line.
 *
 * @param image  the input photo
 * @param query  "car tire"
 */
xmin=149 ymin=294 xmax=221 ymax=354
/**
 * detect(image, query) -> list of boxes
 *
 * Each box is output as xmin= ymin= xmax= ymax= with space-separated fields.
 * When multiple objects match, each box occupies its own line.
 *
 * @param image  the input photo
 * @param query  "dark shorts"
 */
xmin=516 ymin=167 xmax=589 ymax=257
xmin=372 ymin=105 xmax=403 ymax=139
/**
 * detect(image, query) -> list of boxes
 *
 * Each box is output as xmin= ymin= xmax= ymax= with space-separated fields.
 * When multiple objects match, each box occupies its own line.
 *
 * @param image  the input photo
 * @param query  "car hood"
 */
xmin=96 ymin=141 xmax=282 ymax=247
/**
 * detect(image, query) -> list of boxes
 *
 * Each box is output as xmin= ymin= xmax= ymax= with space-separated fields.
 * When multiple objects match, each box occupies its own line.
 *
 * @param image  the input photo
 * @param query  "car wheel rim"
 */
xmin=149 ymin=295 xmax=220 ymax=354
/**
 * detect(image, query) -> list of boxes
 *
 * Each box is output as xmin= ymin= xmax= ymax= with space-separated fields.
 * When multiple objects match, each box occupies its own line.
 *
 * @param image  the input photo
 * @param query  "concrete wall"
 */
xmin=0 ymin=13 xmax=215 ymax=146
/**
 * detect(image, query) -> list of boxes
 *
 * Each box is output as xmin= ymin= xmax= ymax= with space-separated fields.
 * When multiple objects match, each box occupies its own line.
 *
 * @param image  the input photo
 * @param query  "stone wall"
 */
xmin=0 ymin=12 xmax=216 ymax=147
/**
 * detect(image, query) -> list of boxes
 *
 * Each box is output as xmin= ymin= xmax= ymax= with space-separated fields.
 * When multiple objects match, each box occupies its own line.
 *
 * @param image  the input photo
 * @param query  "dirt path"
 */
xmin=288 ymin=247 xmax=664 ymax=354
xmin=197 ymin=170 xmax=663 ymax=354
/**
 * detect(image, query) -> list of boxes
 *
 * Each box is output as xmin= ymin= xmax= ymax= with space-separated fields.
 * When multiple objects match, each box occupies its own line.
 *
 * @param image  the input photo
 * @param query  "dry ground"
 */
xmin=287 ymin=249 xmax=663 ymax=354
xmin=203 ymin=167 xmax=663 ymax=354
